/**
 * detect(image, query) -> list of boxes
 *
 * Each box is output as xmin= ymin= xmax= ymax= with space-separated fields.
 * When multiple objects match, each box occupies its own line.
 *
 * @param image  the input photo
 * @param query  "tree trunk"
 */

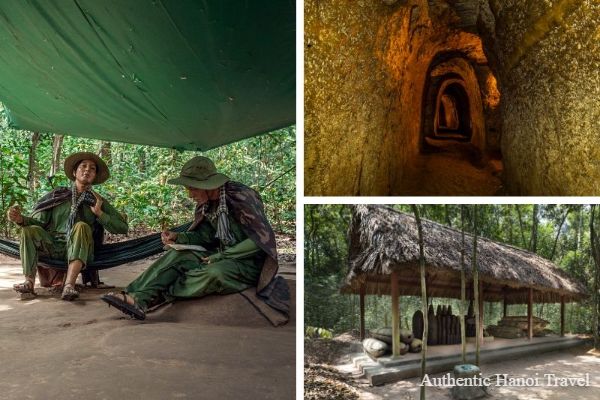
xmin=49 ymin=134 xmax=64 ymax=180
xmin=529 ymin=205 xmax=539 ymax=252
xmin=412 ymin=205 xmax=428 ymax=400
xmin=28 ymin=132 xmax=40 ymax=193
xmin=515 ymin=205 xmax=527 ymax=248
xmin=98 ymin=141 xmax=112 ymax=166
xmin=550 ymin=206 xmax=571 ymax=260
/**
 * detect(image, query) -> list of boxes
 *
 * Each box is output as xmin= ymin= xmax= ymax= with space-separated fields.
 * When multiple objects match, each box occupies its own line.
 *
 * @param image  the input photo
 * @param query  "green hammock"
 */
xmin=0 ymin=223 xmax=191 ymax=270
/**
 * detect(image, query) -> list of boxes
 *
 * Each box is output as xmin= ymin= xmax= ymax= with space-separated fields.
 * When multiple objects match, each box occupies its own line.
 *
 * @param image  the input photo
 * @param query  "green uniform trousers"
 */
xmin=126 ymin=248 xmax=263 ymax=309
xmin=20 ymin=222 xmax=94 ymax=278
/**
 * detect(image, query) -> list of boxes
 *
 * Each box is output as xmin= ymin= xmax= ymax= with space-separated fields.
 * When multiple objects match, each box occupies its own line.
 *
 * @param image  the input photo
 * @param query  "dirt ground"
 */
xmin=306 ymin=336 xmax=600 ymax=400
xmin=0 ymin=254 xmax=295 ymax=400
xmin=397 ymin=152 xmax=503 ymax=196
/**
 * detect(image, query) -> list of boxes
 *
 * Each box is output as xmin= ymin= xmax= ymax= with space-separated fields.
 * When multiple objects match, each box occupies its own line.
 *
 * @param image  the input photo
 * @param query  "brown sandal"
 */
xmin=13 ymin=280 xmax=35 ymax=294
xmin=61 ymin=283 xmax=79 ymax=301
xmin=101 ymin=291 xmax=146 ymax=320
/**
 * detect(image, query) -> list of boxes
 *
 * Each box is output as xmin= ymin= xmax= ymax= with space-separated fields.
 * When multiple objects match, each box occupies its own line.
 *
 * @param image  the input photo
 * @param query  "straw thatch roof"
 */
xmin=342 ymin=205 xmax=587 ymax=303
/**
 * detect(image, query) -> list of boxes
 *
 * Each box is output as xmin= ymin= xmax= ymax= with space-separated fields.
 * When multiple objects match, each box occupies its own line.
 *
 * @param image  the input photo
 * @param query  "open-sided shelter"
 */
xmin=343 ymin=205 xmax=587 ymax=355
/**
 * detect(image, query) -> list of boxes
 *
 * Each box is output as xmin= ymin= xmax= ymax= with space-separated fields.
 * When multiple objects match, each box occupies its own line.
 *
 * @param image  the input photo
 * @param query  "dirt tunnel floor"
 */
xmin=397 ymin=151 xmax=503 ymax=196
xmin=341 ymin=345 xmax=600 ymax=400
xmin=0 ymin=254 xmax=295 ymax=400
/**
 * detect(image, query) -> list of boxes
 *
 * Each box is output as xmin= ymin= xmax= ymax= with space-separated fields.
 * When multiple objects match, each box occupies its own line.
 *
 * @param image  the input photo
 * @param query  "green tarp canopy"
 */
xmin=0 ymin=1 xmax=295 ymax=150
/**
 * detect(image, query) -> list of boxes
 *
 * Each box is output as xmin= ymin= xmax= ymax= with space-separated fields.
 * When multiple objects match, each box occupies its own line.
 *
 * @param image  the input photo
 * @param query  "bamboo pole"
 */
xmin=472 ymin=206 xmax=481 ymax=366
xmin=478 ymin=280 xmax=484 ymax=344
xmin=560 ymin=295 xmax=565 ymax=337
xmin=359 ymin=285 xmax=366 ymax=341
xmin=391 ymin=271 xmax=400 ymax=356
xmin=460 ymin=205 xmax=466 ymax=364
xmin=528 ymin=287 xmax=533 ymax=340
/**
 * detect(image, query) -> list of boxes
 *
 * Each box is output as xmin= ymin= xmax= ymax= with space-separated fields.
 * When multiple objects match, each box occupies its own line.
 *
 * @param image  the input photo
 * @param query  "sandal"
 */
xmin=61 ymin=283 xmax=79 ymax=301
xmin=13 ymin=280 xmax=35 ymax=294
xmin=101 ymin=292 xmax=146 ymax=320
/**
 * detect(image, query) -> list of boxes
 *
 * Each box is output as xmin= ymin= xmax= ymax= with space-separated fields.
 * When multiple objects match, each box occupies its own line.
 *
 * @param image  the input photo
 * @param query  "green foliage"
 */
xmin=305 ymin=326 xmax=334 ymax=339
xmin=0 ymin=102 xmax=295 ymax=237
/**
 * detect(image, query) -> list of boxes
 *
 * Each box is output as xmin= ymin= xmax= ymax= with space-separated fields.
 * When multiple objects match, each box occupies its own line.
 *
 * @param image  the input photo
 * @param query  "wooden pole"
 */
xmin=528 ymin=287 xmax=533 ymax=340
xmin=560 ymin=295 xmax=565 ymax=337
xmin=359 ymin=285 xmax=366 ymax=341
xmin=503 ymin=293 xmax=507 ymax=317
xmin=478 ymin=280 xmax=484 ymax=343
xmin=391 ymin=271 xmax=400 ymax=356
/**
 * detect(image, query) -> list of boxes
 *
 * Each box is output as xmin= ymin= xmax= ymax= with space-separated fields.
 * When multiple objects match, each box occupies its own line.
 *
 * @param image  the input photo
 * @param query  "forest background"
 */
xmin=0 ymin=102 xmax=296 ymax=240
xmin=305 ymin=204 xmax=600 ymax=338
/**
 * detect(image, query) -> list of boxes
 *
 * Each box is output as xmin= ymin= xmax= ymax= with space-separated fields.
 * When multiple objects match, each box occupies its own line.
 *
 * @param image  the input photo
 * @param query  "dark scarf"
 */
xmin=32 ymin=186 xmax=104 ymax=247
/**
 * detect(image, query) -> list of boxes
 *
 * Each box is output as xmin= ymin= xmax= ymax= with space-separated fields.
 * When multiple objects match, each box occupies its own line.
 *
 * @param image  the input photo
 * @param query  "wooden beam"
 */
xmin=359 ymin=285 xmax=366 ymax=341
xmin=528 ymin=287 xmax=533 ymax=340
xmin=560 ymin=295 xmax=565 ymax=337
xmin=391 ymin=271 xmax=400 ymax=356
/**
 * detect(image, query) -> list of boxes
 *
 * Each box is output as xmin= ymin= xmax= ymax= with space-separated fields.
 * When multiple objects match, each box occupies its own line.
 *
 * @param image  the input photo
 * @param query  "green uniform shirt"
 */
xmin=21 ymin=198 xmax=128 ymax=241
xmin=175 ymin=212 xmax=263 ymax=262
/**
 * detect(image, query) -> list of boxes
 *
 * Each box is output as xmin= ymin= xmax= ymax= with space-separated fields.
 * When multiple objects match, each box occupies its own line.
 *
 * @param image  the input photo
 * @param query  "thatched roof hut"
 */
xmin=342 ymin=205 xmax=587 ymax=304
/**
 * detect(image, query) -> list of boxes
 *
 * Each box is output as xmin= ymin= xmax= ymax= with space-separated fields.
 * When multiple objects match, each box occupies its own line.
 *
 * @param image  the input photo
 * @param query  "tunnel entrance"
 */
xmin=434 ymin=80 xmax=471 ymax=141
xmin=418 ymin=52 xmax=503 ymax=164
xmin=397 ymin=51 xmax=504 ymax=196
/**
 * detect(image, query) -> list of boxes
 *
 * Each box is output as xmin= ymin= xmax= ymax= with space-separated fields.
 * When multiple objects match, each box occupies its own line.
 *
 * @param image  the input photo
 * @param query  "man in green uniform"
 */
xmin=7 ymin=152 xmax=129 ymax=301
xmin=101 ymin=156 xmax=289 ymax=324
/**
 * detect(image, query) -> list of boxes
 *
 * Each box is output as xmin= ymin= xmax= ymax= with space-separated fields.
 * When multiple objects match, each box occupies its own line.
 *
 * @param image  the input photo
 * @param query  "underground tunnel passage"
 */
xmin=305 ymin=0 xmax=600 ymax=196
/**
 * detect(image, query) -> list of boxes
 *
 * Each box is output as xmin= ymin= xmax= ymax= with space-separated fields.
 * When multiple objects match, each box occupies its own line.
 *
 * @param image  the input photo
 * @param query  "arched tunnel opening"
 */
xmin=420 ymin=54 xmax=502 ymax=166
xmin=435 ymin=82 xmax=471 ymax=140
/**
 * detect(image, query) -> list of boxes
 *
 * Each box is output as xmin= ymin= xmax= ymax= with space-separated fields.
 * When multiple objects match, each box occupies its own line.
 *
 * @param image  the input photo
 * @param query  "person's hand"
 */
xmin=161 ymin=230 xmax=178 ymax=245
xmin=202 ymin=253 xmax=223 ymax=265
xmin=7 ymin=205 xmax=24 ymax=225
xmin=90 ymin=191 xmax=104 ymax=217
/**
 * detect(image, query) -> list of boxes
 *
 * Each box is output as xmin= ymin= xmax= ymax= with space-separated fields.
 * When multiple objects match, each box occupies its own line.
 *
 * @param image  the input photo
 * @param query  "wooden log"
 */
xmin=391 ymin=272 xmax=400 ymax=356
xmin=409 ymin=338 xmax=423 ymax=353
xmin=400 ymin=329 xmax=414 ymax=344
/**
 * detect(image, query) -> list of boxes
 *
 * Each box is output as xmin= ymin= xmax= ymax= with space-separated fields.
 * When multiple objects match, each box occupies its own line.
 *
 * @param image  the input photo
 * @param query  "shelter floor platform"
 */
xmin=0 ymin=255 xmax=295 ymax=400
xmin=349 ymin=335 xmax=591 ymax=386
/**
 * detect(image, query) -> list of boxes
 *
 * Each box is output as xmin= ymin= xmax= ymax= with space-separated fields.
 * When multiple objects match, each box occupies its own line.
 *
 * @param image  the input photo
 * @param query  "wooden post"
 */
xmin=359 ymin=285 xmax=366 ymax=341
xmin=503 ymin=293 xmax=507 ymax=317
xmin=528 ymin=287 xmax=533 ymax=340
xmin=560 ymin=295 xmax=565 ymax=337
xmin=391 ymin=271 xmax=400 ymax=356
xmin=478 ymin=280 xmax=484 ymax=343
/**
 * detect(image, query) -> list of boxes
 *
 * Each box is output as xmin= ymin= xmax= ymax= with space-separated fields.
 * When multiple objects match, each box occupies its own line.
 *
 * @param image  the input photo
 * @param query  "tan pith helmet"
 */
xmin=168 ymin=156 xmax=229 ymax=189
xmin=63 ymin=152 xmax=109 ymax=185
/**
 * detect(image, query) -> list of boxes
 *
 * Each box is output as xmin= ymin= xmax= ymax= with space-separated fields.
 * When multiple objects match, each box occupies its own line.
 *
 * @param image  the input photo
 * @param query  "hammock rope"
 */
xmin=0 ymin=223 xmax=191 ymax=270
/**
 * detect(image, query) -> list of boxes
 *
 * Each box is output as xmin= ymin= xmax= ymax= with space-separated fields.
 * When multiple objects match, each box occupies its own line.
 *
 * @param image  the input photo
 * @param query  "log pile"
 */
xmin=368 ymin=327 xmax=422 ymax=357
xmin=486 ymin=316 xmax=550 ymax=339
